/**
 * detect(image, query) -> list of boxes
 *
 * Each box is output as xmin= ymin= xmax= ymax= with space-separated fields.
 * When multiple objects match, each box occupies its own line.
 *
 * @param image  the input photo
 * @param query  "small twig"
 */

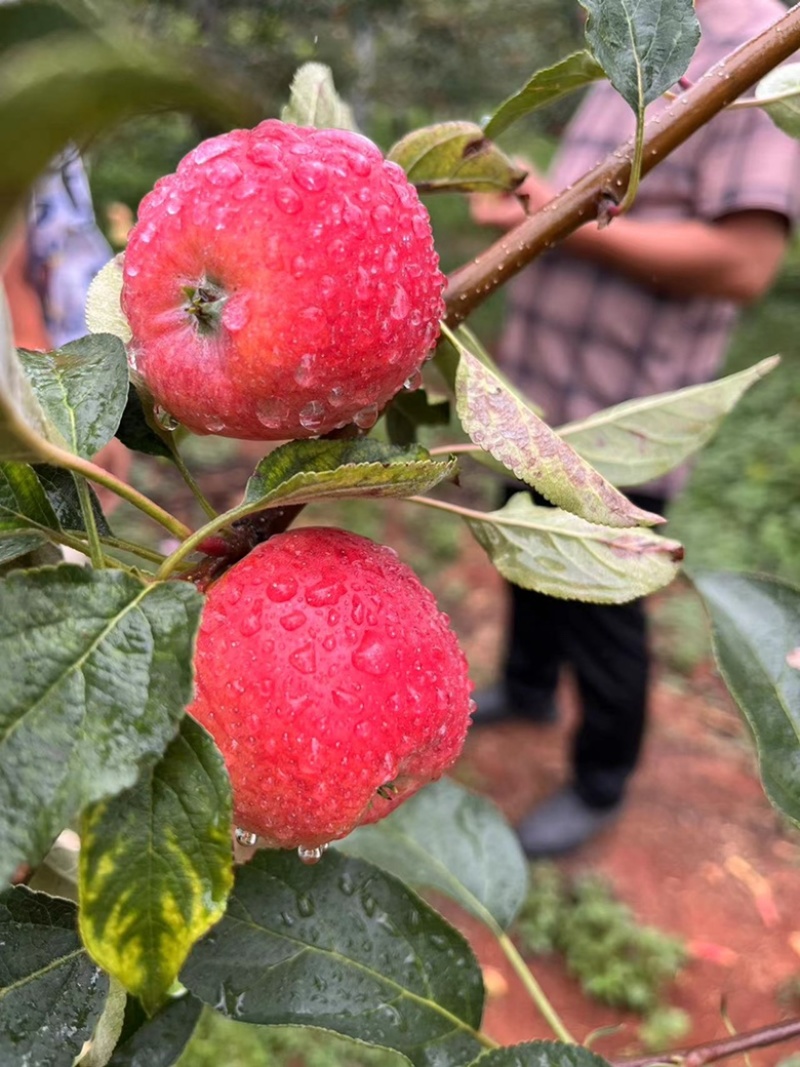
xmin=616 ymin=1016 xmax=800 ymax=1067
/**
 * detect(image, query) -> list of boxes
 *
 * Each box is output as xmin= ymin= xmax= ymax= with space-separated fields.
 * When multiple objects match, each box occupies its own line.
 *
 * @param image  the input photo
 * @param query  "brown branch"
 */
xmin=444 ymin=4 xmax=800 ymax=325
xmin=615 ymin=1016 xmax=800 ymax=1067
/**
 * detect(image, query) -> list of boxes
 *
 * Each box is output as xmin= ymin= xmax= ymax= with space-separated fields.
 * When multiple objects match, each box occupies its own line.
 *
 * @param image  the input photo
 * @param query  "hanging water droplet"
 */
xmin=298 ymin=844 xmax=328 ymax=865
xmin=353 ymin=404 xmax=379 ymax=429
xmin=235 ymin=828 xmax=258 ymax=847
xmin=154 ymin=404 xmax=179 ymax=431
xmin=299 ymin=400 xmax=327 ymax=431
xmin=204 ymin=414 xmax=226 ymax=433
xmin=403 ymin=369 xmax=423 ymax=391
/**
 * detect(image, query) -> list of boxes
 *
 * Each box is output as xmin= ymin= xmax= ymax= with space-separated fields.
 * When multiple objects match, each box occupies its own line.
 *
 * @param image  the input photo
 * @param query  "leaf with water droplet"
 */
xmin=472 ymin=1040 xmax=613 ymax=1067
xmin=0 ymin=568 xmax=203 ymax=883
xmin=182 ymin=849 xmax=484 ymax=1067
xmin=0 ymin=886 xmax=109 ymax=1067
xmin=341 ymin=778 xmax=527 ymax=932
xmin=238 ymin=439 xmax=458 ymax=515
xmin=79 ymin=716 xmax=233 ymax=1014
xmin=18 ymin=334 xmax=129 ymax=459
xmin=388 ymin=121 xmax=526 ymax=194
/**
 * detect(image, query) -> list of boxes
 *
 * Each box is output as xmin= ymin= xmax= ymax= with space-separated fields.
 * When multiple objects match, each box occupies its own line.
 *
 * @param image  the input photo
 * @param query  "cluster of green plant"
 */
xmin=514 ymin=865 xmax=688 ymax=1045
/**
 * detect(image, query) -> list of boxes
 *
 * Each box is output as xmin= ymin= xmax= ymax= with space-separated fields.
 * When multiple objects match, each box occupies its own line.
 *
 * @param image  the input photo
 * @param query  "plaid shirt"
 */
xmin=498 ymin=0 xmax=800 ymax=498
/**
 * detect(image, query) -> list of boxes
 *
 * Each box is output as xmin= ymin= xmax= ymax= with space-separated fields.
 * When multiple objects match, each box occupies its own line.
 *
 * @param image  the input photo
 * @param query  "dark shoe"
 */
xmin=470 ymin=683 xmax=558 ymax=727
xmin=517 ymin=786 xmax=621 ymax=857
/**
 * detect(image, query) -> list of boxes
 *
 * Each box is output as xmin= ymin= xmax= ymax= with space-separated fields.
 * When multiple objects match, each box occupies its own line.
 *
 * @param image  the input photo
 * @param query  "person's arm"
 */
xmin=0 ymin=221 xmax=52 ymax=350
xmin=470 ymin=167 xmax=790 ymax=305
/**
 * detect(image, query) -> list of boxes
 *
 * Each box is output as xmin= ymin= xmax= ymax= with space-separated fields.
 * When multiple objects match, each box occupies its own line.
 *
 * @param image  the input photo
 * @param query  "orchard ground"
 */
xmin=114 ymin=434 xmax=800 ymax=1066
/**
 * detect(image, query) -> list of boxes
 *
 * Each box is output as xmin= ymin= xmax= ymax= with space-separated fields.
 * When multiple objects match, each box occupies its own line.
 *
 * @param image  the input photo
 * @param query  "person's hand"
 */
xmin=469 ymin=160 xmax=556 ymax=231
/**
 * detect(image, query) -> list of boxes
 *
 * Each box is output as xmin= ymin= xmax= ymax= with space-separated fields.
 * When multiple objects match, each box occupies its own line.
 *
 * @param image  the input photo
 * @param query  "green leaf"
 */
xmin=473 ymin=1040 xmax=612 ymax=1067
xmin=0 ymin=0 xmax=96 ymax=57
xmin=0 ymin=886 xmax=110 ymax=1067
xmin=182 ymin=850 xmax=485 ymax=1067
xmin=483 ymin=51 xmax=606 ymax=141
xmin=36 ymin=463 xmax=113 ymax=536
xmin=756 ymin=63 xmax=800 ymax=139
xmin=465 ymin=492 xmax=683 ymax=604
xmin=281 ymin=62 xmax=358 ymax=132
xmin=0 ymin=460 xmax=60 ymax=563
xmin=18 ymin=335 xmax=129 ymax=459
xmin=385 ymin=390 xmax=451 ymax=447
xmin=79 ymin=717 xmax=233 ymax=1014
xmin=86 ymin=255 xmax=132 ymax=344
xmin=578 ymin=0 xmax=699 ymax=109
xmin=0 ymin=30 xmax=262 ymax=233
xmin=558 ymin=356 xmax=780 ymax=487
xmin=242 ymin=438 xmax=458 ymax=511
xmin=449 ymin=328 xmax=662 ymax=528
xmin=693 ymin=572 xmax=800 ymax=828
xmin=0 ymin=294 xmax=55 ymax=462
xmin=340 ymin=779 xmax=527 ymax=932
xmin=116 ymin=383 xmax=176 ymax=462
xmin=387 ymin=122 xmax=527 ymax=194
xmin=107 ymin=993 xmax=204 ymax=1067
xmin=0 ymin=567 xmax=203 ymax=884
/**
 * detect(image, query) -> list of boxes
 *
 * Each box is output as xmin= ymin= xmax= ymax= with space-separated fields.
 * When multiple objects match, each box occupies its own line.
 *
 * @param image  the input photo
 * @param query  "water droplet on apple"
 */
xmin=294 ymin=354 xmax=315 ymax=386
xmin=194 ymin=136 xmax=236 ymax=165
xmin=235 ymin=828 xmax=258 ymax=847
xmin=267 ymin=576 xmax=297 ymax=602
xmin=372 ymin=204 xmax=393 ymax=234
xmin=206 ymin=158 xmax=242 ymax=187
xmin=275 ymin=186 xmax=303 ymax=214
xmin=248 ymin=140 xmax=281 ymax=167
xmin=289 ymin=642 xmax=316 ymax=675
xmin=353 ymin=404 xmax=379 ymax=429
xmin=299 ymin=400 xmax=326 ymax=431
xmin=293 ymin=160 xmax=328 ymax=192
xmin=280 ymin=611 xmax=307 ymax=631
xmin=306 ymin=579 xmax=345 ymax=607
xmin=390 ymin=284 xmax=410 ymax=321
xmin=348 ymin=152 xmax=372 ymax=177
xmin=403 ymin=369 xmax=422 ymax=391
xmin=166 ymin=197 xmax=182 ymax=216
xmin=256 ymin=396 xmax=289 ymax=429
xmin=352 ymin=632 xmax=392 ymax=676
xmin=223 ymin=297 xmax=250 ymax=333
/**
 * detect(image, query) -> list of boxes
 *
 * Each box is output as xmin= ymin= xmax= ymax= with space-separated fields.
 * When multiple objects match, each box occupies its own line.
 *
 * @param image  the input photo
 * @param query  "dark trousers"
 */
xmin=502 ymin=490 xmax=666 ymax=809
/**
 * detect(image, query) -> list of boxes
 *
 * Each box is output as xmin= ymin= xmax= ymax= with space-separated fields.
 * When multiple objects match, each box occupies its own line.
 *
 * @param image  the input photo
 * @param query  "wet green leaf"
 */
xmin=693 ymin=572 xmax=800 ymax=828
xmin=107 ymin=993 xmax=204 ymax=1067
xmin=473 ymin=1040 xmax=612 ymax=1067
xmin=465 ymin=492 xmax=683 ymax=604
xmin=80 ymin=717 xmax=233 ymax=1014
xmin=0 ymin=567 xmax=203 ymax=883
xmin=341 ymin=779 xmax=528 ymax=931
xmin=388 ymin=121 xmax=526 ymax=194
xmin=182 ymin=850 xmax=485 ymax=1067
xmin=483 ymin=52 xmax=606 ymax=140
xmin=18 ymin=335 xmax=128 ymax=459
xmin=243 ymin=439 xmax=458 ymax=510
xmin=0 ymin=886 xmax=109 ymax=1067
xmin=0 ymin=460 xmax=59 ymax=563
xmin=35 ymin=463 xmax=112 ymax=536
xmin=578 ymin=0 xmax=699 ymax=109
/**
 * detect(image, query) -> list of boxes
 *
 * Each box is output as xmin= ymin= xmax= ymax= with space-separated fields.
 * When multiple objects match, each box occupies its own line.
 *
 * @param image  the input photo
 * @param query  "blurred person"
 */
xmin=469 ymin=0 xmax=800 ymax=856
xmin=1 ymin=146 xmax=130 ymax=509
